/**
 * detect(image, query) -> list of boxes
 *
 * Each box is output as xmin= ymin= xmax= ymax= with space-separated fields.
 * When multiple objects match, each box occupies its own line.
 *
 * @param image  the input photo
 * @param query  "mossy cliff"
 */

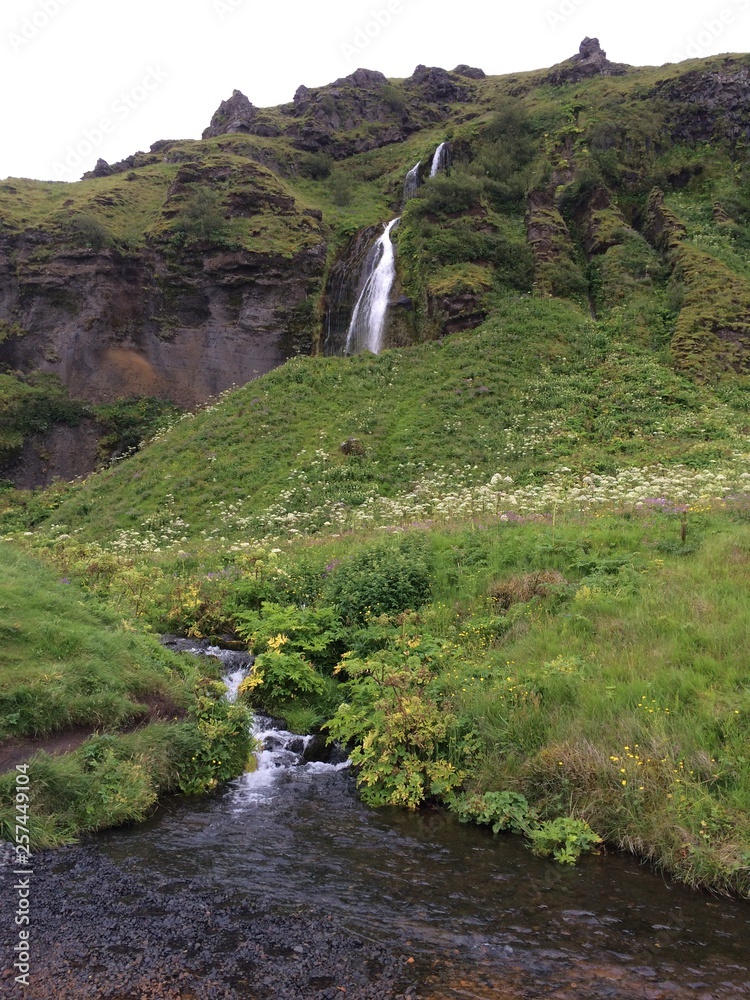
xmin=1 ymin=39 xmax=750 ymax=486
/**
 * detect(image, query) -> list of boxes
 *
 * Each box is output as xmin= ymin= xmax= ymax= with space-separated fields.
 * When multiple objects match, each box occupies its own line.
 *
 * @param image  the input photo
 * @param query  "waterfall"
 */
xmin=430 ymin=141 xmax=449 ymax=177
xmin=345 ymin=217 xmax=400 ymax=355
xmin=404 ymin=161 xmax=420 ymax=202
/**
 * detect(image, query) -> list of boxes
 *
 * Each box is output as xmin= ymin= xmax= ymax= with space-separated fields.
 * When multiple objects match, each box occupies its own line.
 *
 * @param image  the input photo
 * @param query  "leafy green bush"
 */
xmin=178 ymin=188 xmax=226 ymax=241
xmin=241 ymin=645 xmax=327 ymax=708
xmin=0 ymin=372 xmax=86 ymax=466
xmin=235 ymin=601 xmax=343 ymax=669
xmin=326 ymin=632 xmax=470 ymax=808
xmin=324 ymin=537 xmax=431 ymax=623
xmin=64 ymin=213 xmax=112 ymax=250
xmin=529 ymin=817 xmax=603 ymax=864
xmin=328 ymin=170 xmax=354 ymax=206
xmin=411 ymin=171 xmax=484 ymax=217
xmin=380 ymin=83 xmax=406 ymax=113
xmin=454 ymin=790 xmax=536 ymax=835
xmin=93 ymin=397 xmax=182 ymax=458
xmin=178 ymin=677 xmax=253 ymax=794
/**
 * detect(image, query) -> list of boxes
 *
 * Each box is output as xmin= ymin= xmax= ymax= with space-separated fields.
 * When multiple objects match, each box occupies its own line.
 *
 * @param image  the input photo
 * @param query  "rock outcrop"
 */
xmin=452 ymin=64 xmax=485 ymax=80
xmin=202 ymin=90 xmax=261 ymax=139
xmin=0 ymin=233 xmax=326 ymax=409
xmin=545 ymin=38 xmax=629 ymax=85
xmin=652 ymin=63 xmax=750 ymax=145
xmin=404 ymin=65 xmax=473 ymax=102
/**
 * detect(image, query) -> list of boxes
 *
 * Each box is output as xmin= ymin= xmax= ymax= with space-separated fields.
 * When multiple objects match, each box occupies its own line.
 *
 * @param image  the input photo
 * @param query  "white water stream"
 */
xmin=403 ymin=161 xmax=420 ymax=202
xmin=430 ymin=140 xmax=449 ymax=176
xmin=344 ymin=217 xmax=400 ymax=355
xmin=160 ymin=637 xmax=350 ymax=808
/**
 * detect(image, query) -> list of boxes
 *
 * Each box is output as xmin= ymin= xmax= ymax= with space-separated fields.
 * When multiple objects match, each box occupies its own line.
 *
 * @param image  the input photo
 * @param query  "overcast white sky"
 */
xmin=1 ymin=0 xmax=749 ymax=182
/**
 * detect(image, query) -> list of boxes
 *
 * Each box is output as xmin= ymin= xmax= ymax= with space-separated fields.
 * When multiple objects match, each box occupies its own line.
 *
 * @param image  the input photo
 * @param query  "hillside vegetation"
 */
xmin=0 ymin=44 xmax=749 ymax=894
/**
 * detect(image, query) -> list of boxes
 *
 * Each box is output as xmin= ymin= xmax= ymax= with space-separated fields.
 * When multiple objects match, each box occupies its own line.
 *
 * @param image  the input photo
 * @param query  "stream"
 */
xmin=2 ymin=644 xmax=749 ymax=998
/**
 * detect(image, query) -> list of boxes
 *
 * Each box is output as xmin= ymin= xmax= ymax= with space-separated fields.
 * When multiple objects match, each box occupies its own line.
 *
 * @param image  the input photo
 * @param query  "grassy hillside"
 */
xmin=2 ymin=289 xmax=748 ymax=892
xmin=0 ymin=544 xmax=186 ymax=739
xmin=1 ymin=48 xmax=749 ymax=891
xmin=10 ymin=295 xmax=746 ymax=549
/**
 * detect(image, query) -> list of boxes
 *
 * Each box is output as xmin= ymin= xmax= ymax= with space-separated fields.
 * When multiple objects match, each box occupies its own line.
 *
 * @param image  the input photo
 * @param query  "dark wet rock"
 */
xmin=0 ymin=846 xmax=416 ymax=998
xmin=340 ymin=437 xmax=366 ymax=457
xmin=332 ymin=68 xmax=388 ymax=89
xmin=652 ymin=62 xmax=750 ymax=145
xmin=643 ymin=187 xmax=688 ymax=252
xmin=0 ymin=418 xmax=102 ymax=490
xmin=302 ymin=733 xmax=332 ymax=764
xmin=92 ymin=157 xmax=112 ymax=177
xmin=405 ymin=65 xmax=472 ymax=102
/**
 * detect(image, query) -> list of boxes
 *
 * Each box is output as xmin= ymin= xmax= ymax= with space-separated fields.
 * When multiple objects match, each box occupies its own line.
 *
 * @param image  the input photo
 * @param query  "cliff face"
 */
xmin=0 ymin=236 xmax=325 ymax=408
xmin=0 ymin=141 xmax=328 ymax=410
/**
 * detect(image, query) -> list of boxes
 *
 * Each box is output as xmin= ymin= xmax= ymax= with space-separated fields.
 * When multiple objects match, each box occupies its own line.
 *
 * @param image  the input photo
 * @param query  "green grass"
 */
xmin=428 ymin=514 xmax=750 ymax=894
xmin=0 ymin=543 xmax=190 ymax=739
xmin=19 ymin=295 xmax=746 ymax=547
xmin=0 ymin=723 xmax=201 ymax=847
xmin=0 ymin=543 xmax=254 ymax=847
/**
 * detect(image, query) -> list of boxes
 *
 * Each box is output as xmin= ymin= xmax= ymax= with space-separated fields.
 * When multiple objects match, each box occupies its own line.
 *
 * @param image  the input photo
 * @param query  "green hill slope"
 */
xmin=16 ymin=295 xmax=746 ymax=550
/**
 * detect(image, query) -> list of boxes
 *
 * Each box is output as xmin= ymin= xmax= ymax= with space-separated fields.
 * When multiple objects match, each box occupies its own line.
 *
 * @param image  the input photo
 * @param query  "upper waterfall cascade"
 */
xmin=404 ymin=161 xmax=421 ymax=202
xmin=334 ymin=143 xmax=450 ymax=355
xmin=344 ymin=217 xmax=400 ymax=355
xmin=430 ymin=141 xmax=449 ymax=177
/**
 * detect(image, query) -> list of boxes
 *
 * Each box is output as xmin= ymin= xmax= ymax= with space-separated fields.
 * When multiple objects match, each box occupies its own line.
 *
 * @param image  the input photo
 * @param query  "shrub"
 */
xmin=235 ymin=601 xmax=343 ymax=670
xmin=529 ymin=817 xmax=603 ymax=864
xmin=178 ymin=677 xmax=253 ymax=794
xmin=411 ymin=171 xmax=484 ymax=217
xmin=178 ymin=188 xmax=226 ymax=240
xmin=324 ymin=537 xmax=431 ymax=623
xmin=299 ymin=152 xmax=333 ymax=180
xmin=326 ymin=635 xmax=471 ymax=808
xmin=240 ymin=644 xmax=327 ymax=707
xmin=64 ymin=213 xmax=112 ymax=250
xmin=328 ymin=170 xmax=354 ymax=206
xmin=381 ymin=83 xmax=406 ymax=113
xmin=455 ymin=790 xmax=536 ymax=835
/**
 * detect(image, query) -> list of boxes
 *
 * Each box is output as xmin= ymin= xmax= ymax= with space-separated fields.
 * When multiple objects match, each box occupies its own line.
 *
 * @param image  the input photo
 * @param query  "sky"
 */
xmin=1 ymin=0 xmax=749 ymax=182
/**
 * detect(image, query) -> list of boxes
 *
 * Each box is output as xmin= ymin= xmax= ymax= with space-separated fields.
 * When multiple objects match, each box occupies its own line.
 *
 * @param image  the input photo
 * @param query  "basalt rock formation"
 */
xmin=545 ymin=37 xmax=629 ymax=85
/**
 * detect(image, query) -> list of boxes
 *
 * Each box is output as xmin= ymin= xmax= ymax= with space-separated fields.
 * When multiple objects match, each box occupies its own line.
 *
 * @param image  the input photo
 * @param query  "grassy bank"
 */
xmin=0 ymin=543 xmax=253 ymax=846
xmin=10 ymin=498 xmax=749 ymax=892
